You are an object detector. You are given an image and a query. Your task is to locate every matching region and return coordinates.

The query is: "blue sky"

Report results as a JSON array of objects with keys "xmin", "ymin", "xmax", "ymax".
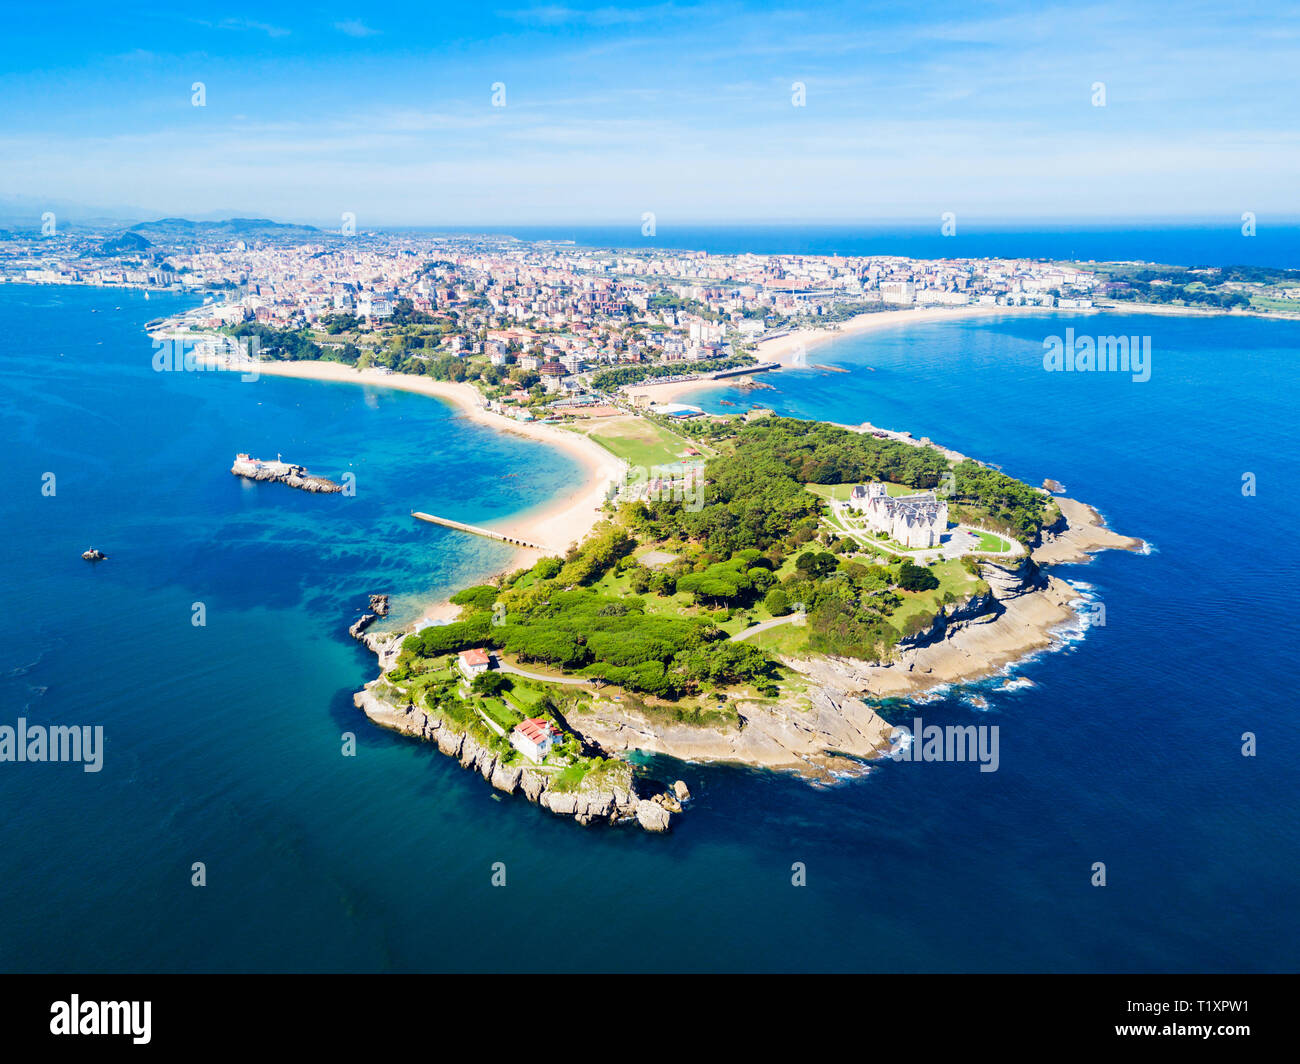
[{"xmin": 2, "ymin": 2, "xmax": 1298, "ymax": 225}]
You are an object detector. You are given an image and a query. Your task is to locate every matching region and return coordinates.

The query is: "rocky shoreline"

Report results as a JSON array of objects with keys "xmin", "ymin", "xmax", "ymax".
[
  {"xmin": 1032, "ymin": 495, "xmax": 1145, "ymax": 564},
  {"xmin": 352, "ymin": 677, "xmax": 682, "ymax": 832},
  {"xmin": 568, "ymin": 678, "xmax": 895, "ymax": 779},
  {"xmin": 348, "ymin": 594, "xmax": 390, "ymax": 639},
  {"xmin": 347, "ymin": 492, "xmax": 1140, "ymax": 818},
  {"xmin": 804, "ymin": 498, "xmax": 1143, "ymax": 699}
]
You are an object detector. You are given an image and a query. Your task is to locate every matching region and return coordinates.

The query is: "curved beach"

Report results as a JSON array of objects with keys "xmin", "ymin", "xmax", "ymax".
[
  {"xmin": 625, "ymin": 304, "xmax": 1051, "ymax": 405},
  {"xmin": 209, "ymin": 357, "xmax": 626, "ymax": 559}
]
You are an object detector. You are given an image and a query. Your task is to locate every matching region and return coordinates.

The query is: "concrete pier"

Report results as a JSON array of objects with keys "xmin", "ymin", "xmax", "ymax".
[{"xmin": 411, "ymin": 512, "xmax": 552, "ymax": 552}]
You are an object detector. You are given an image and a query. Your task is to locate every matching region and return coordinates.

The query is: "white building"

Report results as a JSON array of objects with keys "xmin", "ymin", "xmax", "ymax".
[
  {"xmin": 510, "ymin": 717, "xmax": 560, "ymax": 762},
  {"xmin": 880, "ymin": 281, "xmax": 916, "ymax": 305},
  {"xmin": 849, "ymin": 482, "xmax": 947, "ymax": 548},
  {"xmin": 457, "ymin": 647, "xmax": 491, "ymax": 682}
]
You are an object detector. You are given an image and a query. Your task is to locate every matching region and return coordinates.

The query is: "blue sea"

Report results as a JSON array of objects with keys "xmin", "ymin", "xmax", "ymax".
[
  {"xmin": 421, "ymin": 221, "xmax": 1300, "ymax": 268},
  {"xmin": 1, "ymin": 284, "xmax": 1297, "ymax": 972}
]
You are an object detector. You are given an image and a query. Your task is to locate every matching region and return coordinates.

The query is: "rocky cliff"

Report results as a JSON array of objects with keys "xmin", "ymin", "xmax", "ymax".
[
  {"xmin": 1033, "ymin": 495, "xmax": 1144, "ymax": 565},
  {"xmin": 897, "ymin": 554, "xmax": 1042, "ymax": 651},
  {"xmin": 814, "ymin": 548, "xmax": 1081, "ymax": 699},
  {"xmin": 353, "ymin": 684, "xmax": 679, "ymax": 832},
  {"xmin": 566, "ymin": 684, "xmax": 894, "ymax": 780}
]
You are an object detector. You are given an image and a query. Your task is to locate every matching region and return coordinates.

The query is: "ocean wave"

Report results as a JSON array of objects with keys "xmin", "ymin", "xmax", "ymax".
[
  {"xmin": 808, "ymin": 763, "xmax": 874, "ymax": 789},
  {"xmin": 908, "ymin": 682, "xmax": 954, "ymax": 704}
]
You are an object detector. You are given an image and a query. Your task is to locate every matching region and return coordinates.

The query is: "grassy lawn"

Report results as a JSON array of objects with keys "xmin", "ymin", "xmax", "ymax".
[
  {"xmin": 504, "ymin": 680, "xmax": 549, "ymax": 713},
  {"xmin": 771, "ymin": 553, "xmax": 803, "ymax": 579},
  {"xmin": 549, "ymin": 763, "xmax": 590, "ymax": 792},
  {"xmin": 970, "ymin": 529, "xmax": 1012, "ymax": 552},
  {"xmin": 714, "ymin": 608, "xmax": 767, "ymax": 635},
  {"xmin": 588, "ymin": 563, "xmax": 698, "ymax": 615},
  {"xmin": 807, "ymin": 482, "xmax": 857, "ymax": 501},
  {"xmin": 886, "ymin": 559, "xmax": 982, "ymax": 633},
  {"xmin": 568, "ymin": 415, "xmax": 698, "ymax": 469},
  {"xmin": 397, "ymin": 661, "xmax": 456, "ymax": 703},
  {"xmin": 743, "ymin": 620, "xmax": 809, "ymax": 657},
  {"xmin": 480, "ymin": 697, "xmax": 522, "ymax": 732},
  {"xmin": 807, "ymin": 481, "xmax": 914, "ymax": 502},
  {"xmin": 1249, "ymin": 297, "xmax": 1300, "ymax": 315}
]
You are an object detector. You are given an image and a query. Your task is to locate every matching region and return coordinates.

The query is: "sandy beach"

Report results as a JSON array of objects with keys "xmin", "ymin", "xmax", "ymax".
[{"xmin": 624, "ymin": 304, "xmax": 1053, "ymax": 405}]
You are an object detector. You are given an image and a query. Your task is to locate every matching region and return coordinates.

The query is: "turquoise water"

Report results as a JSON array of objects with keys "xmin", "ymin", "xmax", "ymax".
[{"xmin": 2, "ymin": 288, "xmax": 1297, "ymax": 972}]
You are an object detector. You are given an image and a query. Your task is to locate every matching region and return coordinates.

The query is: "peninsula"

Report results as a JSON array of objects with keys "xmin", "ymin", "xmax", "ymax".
[
  {"xmin": 114, "ymin": 227, "xmax": 1156, "ymax": 831},
  {"xmin": 348, "ymin": 409, "xmax": 1139, "ymax": 834}
]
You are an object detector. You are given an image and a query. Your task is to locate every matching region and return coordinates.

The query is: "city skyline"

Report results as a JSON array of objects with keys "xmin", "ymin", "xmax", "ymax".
[{"xmin": 6, "ymin": 1, "xmax": 1300, "ymax": 225}]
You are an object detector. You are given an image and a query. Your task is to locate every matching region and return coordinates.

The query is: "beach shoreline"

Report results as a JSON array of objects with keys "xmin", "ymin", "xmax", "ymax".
[
  {"xmin": 196, "ymin": 356, "xmax": 626, "ymax": 625},
  {"xmin": 622, "ymin": 298, "xmax": 1300, "ymax": 409},
  {"xmin": 624, "ymin": 304, "xmax": 1056, "ymax": 405},
  {"xmin": 196, "ymin": 335, "xmax": 1141, "ymax": 726}
]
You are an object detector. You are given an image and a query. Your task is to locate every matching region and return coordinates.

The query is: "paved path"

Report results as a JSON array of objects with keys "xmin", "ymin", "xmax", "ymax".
[
  {"xmin": 823, "ymin": 504, "xmax": 1023, "ymax": 563},
  {"xmin": 730, "ymin": 612, "xmax": 805, "ymax": 642},
  {"xmin": 493, "ymin": 657, "xmax": 593, "ymax": 687},
  {"xmin": 475, "ymin": 708, "xmax": 506, "ymax": 737}
]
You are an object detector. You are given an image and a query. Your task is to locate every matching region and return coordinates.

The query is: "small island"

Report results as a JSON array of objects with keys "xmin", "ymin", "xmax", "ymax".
[{"xmin": 231, "ymin": 453, "xmax": 341, "ymax": 494}]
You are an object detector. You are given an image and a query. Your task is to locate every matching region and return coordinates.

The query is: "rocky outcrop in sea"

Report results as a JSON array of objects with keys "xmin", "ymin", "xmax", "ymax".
[
  {"xmin": 349, "ymin": 594, "xmax": 392, "ymax": 639},
  {"xmin": 231, "ymin": 456, "xmax": 341, "ymax": 493}
]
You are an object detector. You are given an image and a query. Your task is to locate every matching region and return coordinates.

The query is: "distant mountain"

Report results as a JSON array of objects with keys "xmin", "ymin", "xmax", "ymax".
[
  {"xmin": 0, "ymin": 195, "xmax": 151, "ymax": 229},
  {"xmin": 128, "ymin": 217, "xmax": 321, "ymax": 241},
  {"xmin": 98, "ymin": 231, "xmax": 153, "ymax": 255}
]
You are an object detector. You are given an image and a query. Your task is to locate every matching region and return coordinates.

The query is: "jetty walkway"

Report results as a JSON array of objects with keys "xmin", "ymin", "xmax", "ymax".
[{"xmin": 411, "ymin": 511, "xmax": 552, "ymax": 552}]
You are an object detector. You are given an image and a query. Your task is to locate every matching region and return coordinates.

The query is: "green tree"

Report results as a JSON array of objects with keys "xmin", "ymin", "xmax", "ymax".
[
  {"xmin": 795, "ymin": 551, "xmax": 838, "ymax": 579},
  {"xmin": 764, "ymin": 588, "xmax": 791, "ymax": 616},
  {"xmin": 471, "ymin": 671, "xmax": 511, "ymax": 696},
  {"xmin": 897, "ymin": 561, "xmax": 939, "ymax": 592}
]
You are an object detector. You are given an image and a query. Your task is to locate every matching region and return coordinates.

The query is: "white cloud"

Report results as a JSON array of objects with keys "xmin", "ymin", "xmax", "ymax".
[
  {"xmin": 209, "ymin": 17, "xmax": 291, "ymax": 38},
  {"xmin": 334, "ymin": 19, "xmax": 381, "ymax": 38}
]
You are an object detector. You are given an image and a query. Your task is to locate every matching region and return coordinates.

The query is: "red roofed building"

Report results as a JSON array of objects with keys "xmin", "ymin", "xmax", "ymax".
[
  {"xmin": 510, "ymin": 717, "xmax": 561, "ymax": 762},
  {"xmin": 457, "ymin": 647, "xmax": 491, "ymax": 681}
]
